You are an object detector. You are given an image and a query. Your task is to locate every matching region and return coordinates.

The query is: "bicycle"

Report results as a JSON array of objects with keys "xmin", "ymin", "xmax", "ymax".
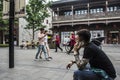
[{"xmin": 64, "ymin": 41, "xmax": 71, "ymax": 53}]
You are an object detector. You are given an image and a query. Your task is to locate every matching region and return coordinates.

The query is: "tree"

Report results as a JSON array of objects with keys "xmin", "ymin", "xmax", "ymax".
[
  {"xmin": 0, "ymin": 0, "xmax": 9, "ymax": 30},
  {"xmin": 0, "ymin": 0, "xmax": 9, "ymax": 44},
  {"xmin": 25, "ymin": 0, "xmax": 50, "ymax": 40}
]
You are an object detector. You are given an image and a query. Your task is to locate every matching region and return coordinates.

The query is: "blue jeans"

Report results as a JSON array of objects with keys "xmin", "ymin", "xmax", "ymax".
[
  {"xmin": 73, "ymin": 69, "xmax": 114, "ymax": 80},
  {"xmin": 35, "ymin": 45, "xmax": 48, "ymax": 59}
]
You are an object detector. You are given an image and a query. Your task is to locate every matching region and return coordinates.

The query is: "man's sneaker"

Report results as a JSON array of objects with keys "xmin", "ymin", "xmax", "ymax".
[
  {"xmin": 45, "ymin": 58, "xmax": 50, "ymax": 61},
  {"xmin": 67, "ymin": 52, "xmax": 70, "ymax": 55},
  {"xmin": 48, "ymin": 57, "xmax": 53, "ymax": 59},
  {"xmin": 39, "ymin": 56, "xmax": 42, "ymax": 59},
  {"xmin": 34, "ymin": 58, "xmax": 38, "ymax": 61}
]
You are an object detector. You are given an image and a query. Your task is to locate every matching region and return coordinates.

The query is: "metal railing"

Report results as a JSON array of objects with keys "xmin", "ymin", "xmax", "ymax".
[{"xmin": 53, "ymin": 10, "xmax": 120, "ymax": 22}]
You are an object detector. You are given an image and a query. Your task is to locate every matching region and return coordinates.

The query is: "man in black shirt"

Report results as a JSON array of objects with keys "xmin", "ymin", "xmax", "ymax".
[{"xmin": 66, "ymin": 29, "xmax": 116, "ymax": 80}]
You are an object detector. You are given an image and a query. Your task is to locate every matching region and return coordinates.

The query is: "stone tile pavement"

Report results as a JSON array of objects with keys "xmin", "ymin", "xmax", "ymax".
[{"xmin": 0, "ymin": 46, "xmax": 120, "ymax": 80}]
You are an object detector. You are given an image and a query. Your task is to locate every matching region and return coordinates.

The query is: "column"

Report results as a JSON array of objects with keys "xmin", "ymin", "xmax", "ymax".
[
  {"xmin": 57, "ymin": 8, "xmax": 59, "ymax": 30},
  {"xmin": 57, "ymin": 7, "xmax": 59, "ymax": 20},
  {"xmin": 87, "ymin": 3, "xmax": 90, "ymax": 25},
  {"xmin": 106, "ymin": 1, "xmax": 108, "ymax": 24},
  {"xmin": 105, "ymin": 1, "xmax": 108, "ymax": 13},
  {"xmin": 71, "ymin": 5, "xmax": 74, "ymax": 27}
]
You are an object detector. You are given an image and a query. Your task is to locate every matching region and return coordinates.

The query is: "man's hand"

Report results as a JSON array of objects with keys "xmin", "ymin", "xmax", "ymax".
[
  {"xmin": 45, "ymin": 32, "xmax": 48, "ymax": 35},
  {"xmin": 73, "ymin": 42, "xmax": 81, "ymax": 55},
  {"xmin": 66, "ymin": 61, "xmax": 74, "ymax": 69},
  {"xmin": 66, "ymin": 62, "xmax": 72, "ymax": 69},
  {"xmin": 74, "ymin": 42, "xmax": 81, "ymax": 50}
]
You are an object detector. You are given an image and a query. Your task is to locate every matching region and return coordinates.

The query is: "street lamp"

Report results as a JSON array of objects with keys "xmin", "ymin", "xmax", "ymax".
[{"xmin": 9, "ymin": 0, "xmax": 15, "ymax": 68}]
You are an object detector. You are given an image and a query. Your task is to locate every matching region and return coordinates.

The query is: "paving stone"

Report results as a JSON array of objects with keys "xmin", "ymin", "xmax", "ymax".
[{"xmin": 0, "ymin": 46, "xmax": 120, "ymax": 80}]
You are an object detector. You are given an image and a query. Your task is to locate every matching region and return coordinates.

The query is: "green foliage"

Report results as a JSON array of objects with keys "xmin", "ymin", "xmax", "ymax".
[
  {"xmin": 25, "ymin": 0, "xmax": 51, "ymax": 31},
  {"xmin": 0, "ymin": 0, "xmax": 9, "ymax": 31},
  {"xmin": 25, "ymin": 0, "xmax": 51, "ymax": 40},
  {"xmin": 0, "ymin": 44, "xmax": 9, "ymax": 47},
  {"xmin": 0, "ymin": 0, "xmax": 18, "ymax": 32}
]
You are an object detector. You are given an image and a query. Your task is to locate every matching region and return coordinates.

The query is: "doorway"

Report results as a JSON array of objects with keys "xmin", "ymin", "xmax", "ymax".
[{"xmin": 108, "ymin": 31, "xmax": 119, "ymax": 44}]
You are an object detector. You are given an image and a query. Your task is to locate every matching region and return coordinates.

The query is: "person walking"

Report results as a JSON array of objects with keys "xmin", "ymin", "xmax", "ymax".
[
  {"xmin": 39, "ymin": 30, "xmax": 52, "ymax": 59},
  {"xmin": 35, "ymin": 28, "xmax": 49, "ymax": 61},
  {"xmin": 66, "ymin": 29, "xmax": 116, "ymax": 80},
  {"xmin": 54, "ymin": 33, "xmax": 63, "ymax": 52},
  {"xmin": 67, "ymin": 32, "xmax": 76, "ymax": 54}
]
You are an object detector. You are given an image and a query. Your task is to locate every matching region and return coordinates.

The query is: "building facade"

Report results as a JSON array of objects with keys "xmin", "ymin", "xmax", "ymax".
[
  {"xmin": 0, "ymin": 0, "xmax": 52, "ymax": 45},
  {"xmin": 0, "ymin": 0, "xmax": 26, "ymax": 45},
  {"xmin": 51, "ymin": 0, "xmax": 120, "ymax": 44}
]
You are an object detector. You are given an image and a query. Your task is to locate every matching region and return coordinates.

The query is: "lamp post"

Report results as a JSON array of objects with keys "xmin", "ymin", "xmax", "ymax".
[{"xmin": 9, "ymin": 0, "xmax": 15, "ymax": 68}]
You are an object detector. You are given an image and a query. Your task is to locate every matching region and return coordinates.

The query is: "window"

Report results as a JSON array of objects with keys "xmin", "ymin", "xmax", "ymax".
[
  {"xmin": 96, "ymin": 8, "xmax": 103, "ymax": 13},
  {"xmin": 107, "ymin": 7, "xmax": 109, "ymax": 12},
  {"xmin": 100, "ymin": 8, "xmax": 103, "ymax": 12},
  {"xmin": 75, "ymin": 10, "xmax": 87, "ymax": 15},
  {"xmin": 109, "ymin": 7, "xmax": 114, "ymax": 11},
  {"xmin": 70, "ymin": 11, "xmax": 72, "ymax": 15},
  {"xmin": 93, "ymin": 9, "xmax": 96, "ymax": 13},
  {"xmin": 64, "ymin": 12, "xmax": 66, "ymax": 15},
  {"xmin": 97, "ymin": 8, "xmax": 100, "ymax": 13},
  {"xmin": 78, "ymin": 11, "xmax": 80, "ymax": 15},
  {"xmin": 75, "ymin": 10, "xmax": 81, "ymax": 15},
  {"xmin": 64, "ymin": 11, "xmax": 72, "ymax": 16},
  {"xmin": 81, "ymin": 10, "xmax": 84, "ymax": 14},
  {"xmin": 114, "ymin": 6, "xmax": 117, "ymax": 11},
  {"xmin": 90, "ymin": 9, "xmax": 97, "ymax": 14},
  {"xmin": 90, "ymin": 9, "xmax": 93, "ymax": 14},
  {"xmin": 84, "ymin": 10, "xmax": 87, "ymax": 14},
  {"xmin": 107, "ymin": 6, "xmax": 119, "ymax": 12},
  {"xmin": 75, "ymin": 11, "xmax": 77, "ymax": 15}
]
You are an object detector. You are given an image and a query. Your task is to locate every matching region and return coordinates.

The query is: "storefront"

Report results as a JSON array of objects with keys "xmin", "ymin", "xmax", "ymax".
[
  {"xmin": 90, "ymin": 30, "xmax": 104, "ymax": 39},
  {"xmin": 107, "ymin": 31, "xmax": 119, "ymax": 44},
  {"xmin": 61, "ymin": 32, "xmax": 72, "ymax": 45}
]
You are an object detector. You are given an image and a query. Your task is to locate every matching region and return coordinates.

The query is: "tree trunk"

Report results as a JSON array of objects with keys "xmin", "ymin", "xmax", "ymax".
[
  {"xmin": 3, "ymin": 31, "xmax": 5, "ymax": 44},
  {"xmin": 0, "ymin": 31, "xmax": 3, "ymax": 44},
  {"xmin": 32, "ymin": 25, "xmax": 35, "ymax": 41}
]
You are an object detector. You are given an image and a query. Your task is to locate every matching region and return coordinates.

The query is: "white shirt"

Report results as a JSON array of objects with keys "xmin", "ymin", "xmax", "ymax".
[
  {"xmin": 44, "ymin": 35, "xmax": 48, "ymax": 43},
  {"xmin": 38, "ymin": 33, "xmax": 45, "ymax": 45},
  {"xmin": 64, "ymin": 37, "xmax": 70, "ymax": 44}
]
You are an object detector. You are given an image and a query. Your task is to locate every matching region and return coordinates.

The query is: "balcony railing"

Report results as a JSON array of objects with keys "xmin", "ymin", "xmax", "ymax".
[{"xmin": 53, "ymin": 10, "xmax": 120, "ymax": 22}]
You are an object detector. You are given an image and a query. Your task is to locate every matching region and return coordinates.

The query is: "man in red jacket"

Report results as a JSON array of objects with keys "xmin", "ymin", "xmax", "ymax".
[
  {"xmin": 55, "ymin": 33, "xmax": 63, "ymax": 52},
  {"xmin": 67, "ymin": 32, "xmax": 76, "ymax": 54}
]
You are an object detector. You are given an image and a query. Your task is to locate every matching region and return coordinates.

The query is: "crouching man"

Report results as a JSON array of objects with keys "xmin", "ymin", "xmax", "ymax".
[{"xmin": 66, "ymin": 29, "xmax": 116, "ymax": 80}]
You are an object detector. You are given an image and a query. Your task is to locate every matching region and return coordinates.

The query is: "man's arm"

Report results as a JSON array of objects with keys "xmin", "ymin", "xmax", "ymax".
[
  {"xmin": 66, "ymin": 42, "xmax": 89, "ymax": 70},
  {"xmin": 74, "ymin": 54, "xmax": 89, "ymax": 70},
  {"xmin": 66, "ymin": 56, "xmax": 89, "ymax": 70},
  {"xmin": 38, "ymin": 33, "xmax": 47, "ymax": 40}
]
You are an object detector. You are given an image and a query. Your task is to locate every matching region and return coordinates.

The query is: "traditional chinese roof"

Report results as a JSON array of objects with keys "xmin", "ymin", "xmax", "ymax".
[
  {"xmin": 52, "ymin": 0, "xmax": 82, "ymax": 4},
  {"xmin": 51, "ymin": 0, "xmax": 118, "ymax": 7},
  {"xmin": 52, "ymin": 0, "xmax": 88, "ymax": 6}
]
